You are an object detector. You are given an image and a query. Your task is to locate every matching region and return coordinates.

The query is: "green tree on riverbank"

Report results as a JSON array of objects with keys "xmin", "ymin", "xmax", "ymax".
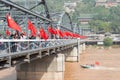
[{"xmin": 104, "ymin": 37, "xmax": 113, "ymax": 47}]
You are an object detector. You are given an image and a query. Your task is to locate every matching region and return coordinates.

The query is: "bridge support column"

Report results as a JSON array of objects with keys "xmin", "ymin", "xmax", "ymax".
[
  {"xmin": 79, "ymin": 44, "xmax": 82, "ymax": 54},
  {"xmin": 16, "ymin": 54, "xmax": 65, "ymax": 80},
  {"xmin": 82, "ymin": 43, "xmax": 86, "ymax": 51},
  {"xmin": 65, "ymin": 47, "xmax": 79, "ymax": 62}
]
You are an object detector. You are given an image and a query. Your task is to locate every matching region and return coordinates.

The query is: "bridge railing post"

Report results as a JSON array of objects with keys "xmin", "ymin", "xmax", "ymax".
[
  {"xmin": 77, "ymin": 38, "xmax": 80, "ymax": 62},
  {"xmin": 8, "ymin": 42, "xmax": 11, "ymax": 67}
]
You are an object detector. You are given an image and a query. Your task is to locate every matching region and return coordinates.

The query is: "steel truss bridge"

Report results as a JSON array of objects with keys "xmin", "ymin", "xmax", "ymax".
[
  {"xmin": 0, "ymin": 39, "xmax": 84, "ymax": 68},
  {"xmin": 0, "ymin": 0, "xmax": 76, "ymax": 34},
  {"xmin": 0, "ymin": 0, "xmax": 82, "ymax": 69},
  {"xmin": 1, "ymin": 0, "xmax": 120, "ymax": 70}
]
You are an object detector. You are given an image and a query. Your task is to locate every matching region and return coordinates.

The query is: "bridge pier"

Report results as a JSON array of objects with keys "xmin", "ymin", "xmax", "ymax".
[
  {"xmin": 79, "ymin": 45, "xmax": 82, "ymax": 54},
  {"xmin": 82, "ymin": 43, "xmax": 86, "ymax": 51},
  {"xmin": 16, "ymin": 54, "xmax": 65, "ymax": 80},
  {"xmin": 65, "ymin": 46, "xmax": 79, "ymax": 62},
  {"xmin": 65, "ymin": 43, "xmax": 86, "ymax": 62},
  {"xmin": 79, "ymin": 43, "xmax": 86, "ymax": 54}
]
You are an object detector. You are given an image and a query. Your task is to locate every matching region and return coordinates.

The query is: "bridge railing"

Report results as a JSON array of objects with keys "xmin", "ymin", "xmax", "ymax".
[{"xmin": 0, "ymin": 39, "xmax": 78, "ymax": 57}]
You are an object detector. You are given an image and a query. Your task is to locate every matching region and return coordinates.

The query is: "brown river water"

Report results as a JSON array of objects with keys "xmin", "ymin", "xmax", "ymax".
[
  {"xmin": 1, "ymin": 46, "xmax": 120, "ymax": 80},
  {"xmin": 64, "ymin": 46, "xmax": 120, "ymax": 80}
]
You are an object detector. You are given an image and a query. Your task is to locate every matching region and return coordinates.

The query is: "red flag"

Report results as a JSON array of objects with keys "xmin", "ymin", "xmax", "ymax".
[
  {"xmin": 6, "ymin": 29, "xmax": 10, "ymax": 36},
  {"xmin": 73, "ymin": 34, "xmax": 80, "ymax": 38},
  {"xmin": 72, "ymin": 33, "xmax": 87, "ymax": 39},
  {"xmin": 39, "ymin": 27, "xmax": 48, "ymax": 40},
  {"xmin": 28, "ymin": 19, "xmax": 37, "ymax": 37},
  {"xmin": 6, "ymin": 14, "xmax": 22, "ymax": 32},
  {"xmin": 76, "ymin": 34, "xmax": 87, "ymax": 39},
  {"xmin": 64, "ymin": 31, "xmax": 73, "ymax": 37},
  {"xmin": 79, "ymin": 35, "xmax": 87, "ymax": 39},
  {"xmin": 48, "ymin": 26, "xmax": 56, "ymax": 34},
  {"xmin": 56, "ymin": 29, "xmax": 64, "ymax": 38}
]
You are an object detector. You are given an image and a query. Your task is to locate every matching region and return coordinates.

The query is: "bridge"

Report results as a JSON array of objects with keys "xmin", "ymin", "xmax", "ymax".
[
  {"xmin": 0, "ymin": 39, "xmax": 85, "ymax": 67},
  {"xmin": 0, "ymin": 39, "xmax": 86, "ymax": 80},
  {"xmin": 0, "ymin": 0, "xmax": 87, "ymax": 80},
  {"xmin": 0, "ymin": 1, "xmax": 120, "ymax": 80}
]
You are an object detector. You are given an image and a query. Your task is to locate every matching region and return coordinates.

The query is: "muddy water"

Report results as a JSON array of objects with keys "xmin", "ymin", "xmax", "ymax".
[
  {"xmin": 64, "ymin": 46, "xmax": 120, "ymax": 80},
  {"xmin": 0, "ymin": 67, "xmax": 16, "ymax": 80},
  {"xmin": 1, "ymin": 46, "xmax": 120, "ymax": 80}
]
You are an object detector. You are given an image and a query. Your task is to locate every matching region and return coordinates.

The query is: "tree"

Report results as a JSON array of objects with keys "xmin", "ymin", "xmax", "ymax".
[
  {"xmin": 104, "ymin": 37, "xmax": 113, "ymax": 47},
  {"xmin": 89, "ymin": 20, "xmax": 110, "ymax": 33},
  {"xmin": 82, "ymin": 0, "xmax": 95, "ymax": 6},
  {"xmin": 93, "ymin": 6, "xmax": 110, "ymax": 21}
]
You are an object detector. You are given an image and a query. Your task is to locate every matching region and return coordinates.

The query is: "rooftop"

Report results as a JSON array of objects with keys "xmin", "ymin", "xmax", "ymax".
[
  {"xmin": 78, "ymin": 14, "xmax": 96, "ymax": 19},
  {"xmin": 96, "ymin": 0, "xmax": 107, "ymax": 2}
]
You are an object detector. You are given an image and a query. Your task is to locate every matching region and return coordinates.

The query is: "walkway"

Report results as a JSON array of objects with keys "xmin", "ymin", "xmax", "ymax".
[{"xmin": 64, "ymin": 46, "xmax": 120, "ymax": 80}]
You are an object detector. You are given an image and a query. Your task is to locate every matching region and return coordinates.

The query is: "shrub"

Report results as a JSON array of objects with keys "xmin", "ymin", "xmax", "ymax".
[{"xmin": 103, "ymin": 37, "xmax": 113, "ymax": 47}]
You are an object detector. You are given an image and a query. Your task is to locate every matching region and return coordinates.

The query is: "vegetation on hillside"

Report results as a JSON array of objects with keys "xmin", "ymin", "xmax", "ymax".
[{"xmin": 74, "ymin": 0, "xmax": 120, "ymax": 34}]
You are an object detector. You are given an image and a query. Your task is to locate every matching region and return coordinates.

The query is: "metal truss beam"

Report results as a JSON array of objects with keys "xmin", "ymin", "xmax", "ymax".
[
  {"xmin": 41, "ymin": 0, "xmax": 51, "ymax": 19},
  {"xmin": 57, "ymin": 12, "xmax": 73, "ymax": 31},
  {"xmin": 29, "ymin": 1, "xmax": 43, "ymax": 10},
  {"xmin": 0, "ymin": 0, "xmax": 52, "ymax": 22},
  {"xmin": 29, "ymin": 0, "xmax": 51, "ymax": 23}
]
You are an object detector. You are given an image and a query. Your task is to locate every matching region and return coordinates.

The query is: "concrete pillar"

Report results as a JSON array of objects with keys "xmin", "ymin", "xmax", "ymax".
[
  {"xmin": 65, "ymin": 47, "xmax": 79, "ymax": 62},
  {"xmin": 16, "ymin": 54, "xmax": 65, "ymax": 80},
  {"xmin": 79, "ymin": 44, "xmax": 82, "ymax": 54},
  {"xmin": 82, "ymin": 43, "xmax": 86, "ymax": 51}
]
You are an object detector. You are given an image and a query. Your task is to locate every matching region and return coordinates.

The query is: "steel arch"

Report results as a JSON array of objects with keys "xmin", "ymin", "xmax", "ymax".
[{"xmin": 57, "ymin": 12, "xmax": 73, "ymax": 31}]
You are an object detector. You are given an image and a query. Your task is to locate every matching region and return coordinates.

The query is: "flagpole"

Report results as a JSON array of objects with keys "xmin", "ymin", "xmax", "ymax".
[
  {"xmin": 9, "ymin": 6, "xmax": 13, "ymax": 35},
  {"xmin": 3, "ymin": 20, "xmax": 6, "ymax": 38},
  {"xmin": 35, "ymin": 17, "xmax": 38, "ymax": 37},
  {"xmin": 77, "ymin": 38, "xmax": 80, "ymax": 62},
  {"xmin": 25, "ymin": 13, "xmax": 28, "ymax": 39}
]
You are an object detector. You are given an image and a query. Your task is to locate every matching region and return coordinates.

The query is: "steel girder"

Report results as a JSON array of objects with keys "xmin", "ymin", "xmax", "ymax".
[
  {"xmin": 57, "ymin": 12, "xmax": 73, "ymax": 31},
  {"xmin": 0, "ymin": 0, "xmax": 52, "ymax": 22},
  {"xmin": 0, "ymin": 0, "xmax": 74, "ymax": 33}
]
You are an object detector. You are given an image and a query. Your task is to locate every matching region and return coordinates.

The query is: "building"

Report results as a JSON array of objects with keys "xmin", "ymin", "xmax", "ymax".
[
  {"xmin": 77, "ymin": 14, "xmax": 93, "ymax": 35},
  {"xmin": 77, "ymin": 14, "xmax": 97, "ymax": 35},
  {"xmin": 96, "ymin": 0, "xmax": 107, "ymax": 6},
  {"xmin": 77, "ymin": 14, "xmax": 93, "ymax": 24},
  {"xmin": 95, "ymin": 0, "xmax": 120, "ymax": 8},
  {"xmin": 64, "ymin": 2, "xmax": 77, "ymax": 13}
]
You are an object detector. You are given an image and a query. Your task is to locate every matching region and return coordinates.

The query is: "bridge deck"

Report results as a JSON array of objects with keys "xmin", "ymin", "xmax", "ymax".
[{"xmin": 0, "ymin": 39, "xmax": 79, "ymax": 68}]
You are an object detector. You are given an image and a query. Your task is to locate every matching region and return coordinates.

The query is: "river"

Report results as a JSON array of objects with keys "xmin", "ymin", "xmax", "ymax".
[{"xmin": 64, "ymin": 46, "xmax": 120, "ymax": 80}]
